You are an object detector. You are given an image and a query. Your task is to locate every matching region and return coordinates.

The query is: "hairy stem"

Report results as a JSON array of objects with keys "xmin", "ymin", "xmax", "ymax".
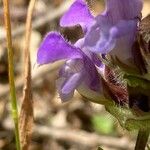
[
  {"xmin": 135, "ymin": 129, "xmax": 149, "ymax": 150},
  {"xmin": 2, "ymin": 0, "xmax": 20, "ymax": 150}
]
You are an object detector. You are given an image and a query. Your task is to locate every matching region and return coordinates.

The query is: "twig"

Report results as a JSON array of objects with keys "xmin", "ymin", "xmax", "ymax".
[
  {"xmin": 34, "ymin": 125, "xmax": 134, "ymax": 149},
  {"xmin": 0, "ymin": 6, "xmax": 45, "ymax": 20},
  {"xmin": 0, "ymin": 0, "xmax": 73, "ymax": 44},
  {"xmin": 0, "ymin": 7, "xmax": 27, "ymax": 20},
  {"xmin": 1, "ymin": 122, "xmax": 135, "ymax": 149},
  {"xmin": 2, "ymin": 0, "xmax": 20, "ymax": 150},
  {"xmin": 19, "ymin": 0, "xmax": 36, "ymax": 149}
]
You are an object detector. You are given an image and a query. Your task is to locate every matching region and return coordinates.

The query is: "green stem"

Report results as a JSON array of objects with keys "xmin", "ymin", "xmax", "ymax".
[
  {"xmin": 2, "ymin": 0, "xmax": 21, "ymax": 150},
  {"xmin": 135, "ymin": 129, "xmax": 150, "ymax": 150}
]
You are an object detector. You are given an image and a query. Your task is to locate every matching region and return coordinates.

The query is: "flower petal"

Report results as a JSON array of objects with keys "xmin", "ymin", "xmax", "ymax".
[
  {"xmin": 83, "ymin": 16, "xmax": 114, "ymax": 53},
  {"xmin": 104, "ymin": 0, "xmax": 143, "ymax": 23},
  {"xmin": 57, "ymin": 54, "xmax": 102, "ymax": 101},
  {"xmin": 60, "ymin": 0, "xmax": 94, "ymax": 31},
  {"xmin": 83, "ymin": 56, "xmax": 101, "ymax": 91},
  {"xmin": 84, "ymin": 17, "xmax": 137, "ymax": 56},
  {"xmin": 37, "ymin": 32, "xmax": 82, "ymax": 65},
  {"xmin": 109, "ymin": 20, "xmax": 137, "ymax": 60},
  {"xmin": 57, "ymin": 72, "xmax": 83, "ymax": 101}
]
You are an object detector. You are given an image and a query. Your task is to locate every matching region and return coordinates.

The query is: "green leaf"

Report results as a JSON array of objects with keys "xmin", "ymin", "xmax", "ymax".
[
  {"xmin": 125, "ymin": 118, "xmax": 150, "ymax": 131},
  {"xmin": 106, "ymin": 105, "xmax": 150, "ymax": 131},
  {"xmin": 124, "ymin": 74, "xmax": 150, "ymax": 89},
  {"xmin": 105, "ymin": 105, "xmax": 133, "ymax": 129}
]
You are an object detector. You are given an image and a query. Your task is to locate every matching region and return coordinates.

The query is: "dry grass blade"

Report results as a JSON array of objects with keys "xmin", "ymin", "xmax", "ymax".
[{"xmin": 19, "ymin": 0, "xmax": 36, "ymax": 149}]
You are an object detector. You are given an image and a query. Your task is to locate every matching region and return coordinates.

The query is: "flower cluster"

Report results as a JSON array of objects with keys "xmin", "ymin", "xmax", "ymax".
[
  {"xmin": 37, "ymin": 0, "xmax": 150, "ymax": 130},
  {"xmin": 37, "ymin": 32, "xmax": 103, "ymax": 102}
]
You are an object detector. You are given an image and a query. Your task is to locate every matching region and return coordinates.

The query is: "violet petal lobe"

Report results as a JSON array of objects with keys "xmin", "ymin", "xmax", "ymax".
[
  {"xmin": 74, "ymin": 39, "xmax": 102, "ymax": 91},
  {"xmin": 57, "ymin": 59, "xmax": 84, "ymax": 101},
  {"xmin": 104, "ymin": 0, "xmax": 143, "ymax": 23},
  {"xmin": 109, "ymin": 21, "xmax": 137, "ymax": 61},
  {"xmin": 58, "ymin": 72, "xmax": 83, "ymax": 101},
  {"xmin": 57, "ymin": 51, "xmax": 101, "ymax": 102},
  {"xmin": 84, "ymin": 17, "xmax": 137, "ymax": 55},
  {"xmin": 83, "ymin": 0, "xmax": 143, "ymax": 62},
  {"xmin": 60, "ymin": 0, "xmax": 94, "ymax": 32},
  {"xmin": 37, "ymin": 32, "xmax": 82, "ymax": 65},
  {"xmin": 83, "ymin": 55, "xmax": 101, "ymax": 91}
]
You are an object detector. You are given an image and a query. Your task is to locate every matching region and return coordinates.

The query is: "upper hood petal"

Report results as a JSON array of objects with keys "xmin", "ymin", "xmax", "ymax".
[
  {"xmin": 37, "ymin": 32, "xmax": 82, "ymax": 65},
  {"xmin": 60, "ymin": 0, "xmax": 94, "ymax": 32},
  {"xmin": 104, "ymin": 0, "xmax": 143, "ymax": 23}
]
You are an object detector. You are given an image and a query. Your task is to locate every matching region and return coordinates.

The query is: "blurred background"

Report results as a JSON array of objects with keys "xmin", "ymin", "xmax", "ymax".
[{"xmin": 0, "ymin": 0, "xmax": 150, "ymax": 150}]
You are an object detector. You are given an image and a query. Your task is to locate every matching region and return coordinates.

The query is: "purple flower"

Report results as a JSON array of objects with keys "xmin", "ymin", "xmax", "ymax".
[
  {"xmin": 60, "ymin": 0, "xmax": 94, "ymax": 32},
  {"xmin": 37, "ymin": 32, "xmax": 103, "ymax": 102},
  {"xmin": 36, "ymin": 0, "xmax": 150, "ymax": 132},
  {"xmin": 60, "ymin": 0, "xmax": 143, "ymax": 62}
]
